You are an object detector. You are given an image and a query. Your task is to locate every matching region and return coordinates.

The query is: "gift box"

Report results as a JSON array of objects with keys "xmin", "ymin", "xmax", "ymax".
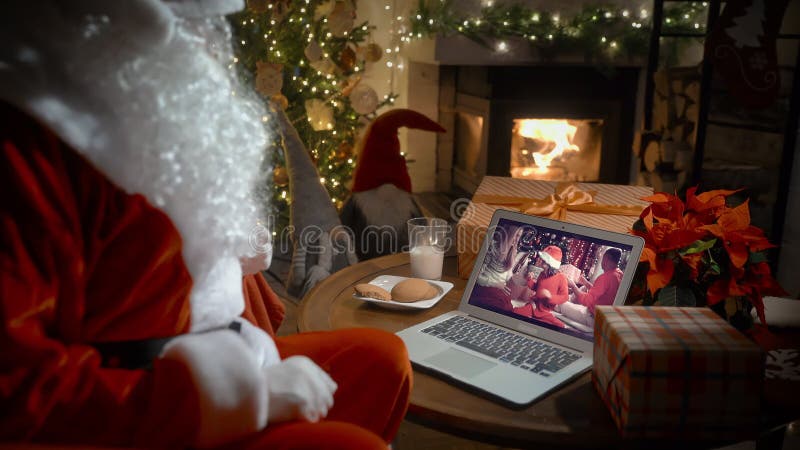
[
  {"xmin": 456, "ymin": 176, "xmax": 652, "ymax": 278},
  {"xmin": 593, "ymin": 306, "xmax": 764, "ymax": 440}
]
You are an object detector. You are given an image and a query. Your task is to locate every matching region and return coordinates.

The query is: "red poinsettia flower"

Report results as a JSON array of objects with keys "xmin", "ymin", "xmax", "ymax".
[
  {"xmin": 741, "ymin": 261, "xmax": 788, "ymax": 325},
  {"xmin": 634, "ymin": 208, "xmax": 706, "ymax": 295},
  {"xmin": 640, "ymin": 192, "xmax": 685, "ymax": 225},
  {"xmin": 684, "ymin": 186, "xmax": 739, "ymax": 228},
  {"xmin": 633, "ymin": 187, "xmax": 785, "ymax": 328},
  {"xmin": 685, "ymin": 186, "xmax": 739, "ymax": 214},
  {"xmin": 707, "ymin": 265, "xmax": 748, "ymax": 306},
  {"xmin": 701, "ymin": 200, "xmax": 775, "ymax": 268}
]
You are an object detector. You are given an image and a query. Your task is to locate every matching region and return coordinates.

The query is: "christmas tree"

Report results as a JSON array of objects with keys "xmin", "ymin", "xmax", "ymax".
[{"xmin": 229, "ymin": 0, "xmax": 396, "ymax": 229}]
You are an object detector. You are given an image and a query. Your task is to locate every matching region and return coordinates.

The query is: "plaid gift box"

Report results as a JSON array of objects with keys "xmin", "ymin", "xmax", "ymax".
[
  {"xmin": 455, "ymin": 176, "xmax": 652, "ymax": 278},
  {"xmin": 593, "ymin": 306, "xmax": 764, "ymax": 440}
]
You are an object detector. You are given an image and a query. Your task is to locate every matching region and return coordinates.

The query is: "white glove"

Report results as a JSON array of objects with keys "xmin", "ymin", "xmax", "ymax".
[{"xmin": 264, "ymin": 356, "xmax": 337, "ymax": 424}]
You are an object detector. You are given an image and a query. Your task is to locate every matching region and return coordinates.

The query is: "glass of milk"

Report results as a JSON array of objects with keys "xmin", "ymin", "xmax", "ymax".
[{"xmin": 407, "ymin": 217, "xmax": 450, "ymax": 280}]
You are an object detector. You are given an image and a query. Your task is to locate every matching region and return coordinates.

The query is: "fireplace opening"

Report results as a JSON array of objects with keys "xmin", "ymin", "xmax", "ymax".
[
  {"xmin": 444, "ymin": 66, "xmax": 640, "ymax": 193},
  {"xmin": 510, "ymin": 118, "xmax": 604, "ymax": 182}
]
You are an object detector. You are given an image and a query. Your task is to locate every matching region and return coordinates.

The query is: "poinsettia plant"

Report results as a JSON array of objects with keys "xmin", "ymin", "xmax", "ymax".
[{"xmin": 630, "ymin": 187, "xmax": 786, "ymax": 328}]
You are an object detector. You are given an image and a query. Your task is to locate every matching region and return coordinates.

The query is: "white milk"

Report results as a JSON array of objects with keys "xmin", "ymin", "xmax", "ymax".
[{"xmin": 410, "ymin": 245, "xmax": 445, "ymax": 280}]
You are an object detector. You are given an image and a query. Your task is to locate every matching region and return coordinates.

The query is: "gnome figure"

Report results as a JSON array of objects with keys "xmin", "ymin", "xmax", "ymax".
[
  {"xmin": 340, "ymin": 109, "xmax": 446, "ymax": 260},
  {"xmin": 276, "ymin": 107, "xmax": 357, "ymax": 298}
]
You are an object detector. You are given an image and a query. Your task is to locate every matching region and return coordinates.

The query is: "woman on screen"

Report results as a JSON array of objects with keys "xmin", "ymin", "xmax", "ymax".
[
  {"xmin": 515, "ymin": 245, "xmax": 569, "ymax": 328},
  {"xmin": 470, "ymin": 224, "xmax": 525, "ymax": 312}
]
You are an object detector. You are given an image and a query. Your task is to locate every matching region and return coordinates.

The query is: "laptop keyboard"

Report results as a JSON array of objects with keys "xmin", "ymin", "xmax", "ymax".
[{"xmin": 420, "ymin": 316, "xmax": 581, "ymax": 377}]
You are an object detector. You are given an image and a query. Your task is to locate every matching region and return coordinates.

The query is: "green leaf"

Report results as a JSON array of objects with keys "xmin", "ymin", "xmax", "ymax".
[
  {"xmin": 679, "ymin": 239, "xmax": 717, "ymax": 256},
  {"xmin": 655, "ymin": 284, "xmax": 697, "ymax": 307}
]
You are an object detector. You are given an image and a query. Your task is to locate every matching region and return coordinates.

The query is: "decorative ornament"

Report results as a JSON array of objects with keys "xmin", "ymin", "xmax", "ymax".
[
  {"xmin": 304, "ymin": 40, "xmax": 323, "ymax": 62},
  {"xmin": 364, "ymin": 43, "xmax": 383, "ymax": 63},
  {"xmin": 305, "ymin": 99, "xmax": 335, "ymax": 131},
  {"xmin": 339, "ymin": 45, "xmax": 357, "ymax": 72},
  {"xmin": 273, "ymin": 166, "xmax": 289, "ymax": 187},
  {"xmin": 327, "ymin": 1, "xmax": 355, "ymax": 37},
  {"xmin": 310, "ymin": 58, "xmax": 338, "ymax": 75},
  {"xmin": 706, "ymin": 0, "xmax": 789, "ymax": 108},
  {"xmin": 271, "ymin": 94, "xmax": 289, "ymax": 110},
  {"xmin": 348, "ymin": 83, "xmax": 379, "ymax": 115},
  {"xmin": 314, "ymin": 0, "xmax": 335, "ymax": 21},
  {"xmin": 337, "ymin": 142, "xmax": 354, "ymax": 159},
  {"xmin": 341, "ymin": 75, "xmax": 362, "ymax": 97},
  {"xmin": 271, "ymin": 0, "xmax": 291, "ymax": 23},
  {"xmin": 246, "ymin": 0, "xmax": 269, "ymax": 13},
  {"xmin": 255, "ymin": 61, "xmax": 283, "ymax": 97}
]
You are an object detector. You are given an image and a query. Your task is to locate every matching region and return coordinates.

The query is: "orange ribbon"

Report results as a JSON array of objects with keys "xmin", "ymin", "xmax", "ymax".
[{"xmin": 471, "ymin": 182, "xmax": 644, "ymax": 220}]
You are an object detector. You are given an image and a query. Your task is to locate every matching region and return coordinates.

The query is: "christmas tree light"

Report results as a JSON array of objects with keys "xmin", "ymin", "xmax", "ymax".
[{"xmin": 229, "ymin": 0, "xmax": 397, "ymax": 229}]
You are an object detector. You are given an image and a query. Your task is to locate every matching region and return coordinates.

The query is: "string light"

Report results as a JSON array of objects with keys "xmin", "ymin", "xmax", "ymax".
[{"xmin": 409, "ymin": 2, "xmax": 706, "ymax": 59}]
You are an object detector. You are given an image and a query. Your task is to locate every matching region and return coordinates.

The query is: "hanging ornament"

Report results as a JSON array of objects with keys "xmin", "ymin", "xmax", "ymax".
[
  {"xmin": 364, "ymin": 43, "xmax": 383, "ymax": 63},
  {"xmin": 327, "ymin": 1, "xmax": 355, "ymax": 37},
  {"xmin": 337, "ymin": 142, "xmax": 354, "ymax": 159},
  {"xmin": 255, "ymin": 61, "xmax": 283, "ymax": 97},
  {"xmin": 348, "ymin": 83, "xmax": 379, "ymax": 115},
  {"xmin": 305, "ymin": 98, "xmax": 335, "ymax": 131},
  {"xmin": 314, "ymin": 0, "xmax": 335, "ymax": 20},
  {"xmin": 304, "ymin": 40, "xmax": 323, "ymax": 62},
  {"xmin": 271, "ymin": 93, "xmax": 289, "ymax": 110},
  {"xmin": 273, "ymin": 166, "xmax": 289, "ymax": 187},
  {"xmin": 310, "ymin": 57, "xmax": 338, "ymax": 75},
  {"xmin": 246, "ymin": 0, "xmax": 269, "ymax": 13},
  {"xmin": 339, "ymin": 45, "xmax": 357, "ymax": 72},
  {"xmin": 271, "ymin": 0, "xmax": 291, "ymax": 23},
  {"xmin": 706, "ymin": 0, "xmax": 789, "ymax": 108},
  {"xmin": 341, "ymin": 75, "xmax": 362, "ymax": 97}
]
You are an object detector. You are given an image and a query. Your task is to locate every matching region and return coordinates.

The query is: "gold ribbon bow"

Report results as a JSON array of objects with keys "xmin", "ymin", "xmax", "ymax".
[{"xmin": 471, "ymin": 182, "xmax": 644, "ymax": 220}]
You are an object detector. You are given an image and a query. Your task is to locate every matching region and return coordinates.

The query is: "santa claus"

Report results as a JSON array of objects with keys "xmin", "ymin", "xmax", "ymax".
[{"xmin": 0, "ymin": 1, "xmax": 410, "ymax": 448}]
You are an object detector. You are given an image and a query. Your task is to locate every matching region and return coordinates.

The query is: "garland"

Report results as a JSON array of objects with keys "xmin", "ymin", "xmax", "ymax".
[{"xmin": 409, "ymin": 1, "xmax": 708, "ymax": 62}]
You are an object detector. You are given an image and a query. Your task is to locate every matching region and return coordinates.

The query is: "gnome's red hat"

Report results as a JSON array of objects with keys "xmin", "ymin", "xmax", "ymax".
[{"xmin": 351, "ymin": 108, "xmax": 445, "ymax": 193}]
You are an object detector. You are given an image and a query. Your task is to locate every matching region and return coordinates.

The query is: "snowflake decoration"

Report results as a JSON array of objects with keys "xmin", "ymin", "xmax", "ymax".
[{"xmin": 765, "ymin": 349, "xmax": 800, "ymax": 381}]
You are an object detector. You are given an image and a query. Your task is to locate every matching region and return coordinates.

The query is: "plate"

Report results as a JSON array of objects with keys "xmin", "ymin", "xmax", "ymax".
[{"xmin": 352, "ymin": 275, "xmax": 454, "ymax": 310}]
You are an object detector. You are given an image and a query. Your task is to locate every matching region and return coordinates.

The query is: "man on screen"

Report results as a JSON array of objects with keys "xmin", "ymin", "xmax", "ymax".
[{"xmin": 566, "ymin": 247, "xmax": 624, "ymax": 316}]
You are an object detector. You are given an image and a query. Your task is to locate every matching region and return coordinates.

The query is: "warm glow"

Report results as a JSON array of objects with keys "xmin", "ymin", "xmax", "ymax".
[{"xmin": 516, "ymin": 119, "xmax": 580, "ymax": 170}]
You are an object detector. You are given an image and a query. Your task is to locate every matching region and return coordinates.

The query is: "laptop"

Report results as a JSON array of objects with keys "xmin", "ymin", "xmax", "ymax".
[{"xmin": 397, "ymin": 209, "xmax": 644, "ymax": 407}]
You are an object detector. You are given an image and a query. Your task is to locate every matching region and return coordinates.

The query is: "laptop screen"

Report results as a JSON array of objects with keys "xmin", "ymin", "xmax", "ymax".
[{"xmin": 466, "ymin": 217, "xmax": 635, "ymax": 342}]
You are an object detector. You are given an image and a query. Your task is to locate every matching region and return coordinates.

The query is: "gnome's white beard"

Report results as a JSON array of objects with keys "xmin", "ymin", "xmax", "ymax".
[{"xmin": 0, "ymin": 1, "xmax": 272, "ymax": 330}]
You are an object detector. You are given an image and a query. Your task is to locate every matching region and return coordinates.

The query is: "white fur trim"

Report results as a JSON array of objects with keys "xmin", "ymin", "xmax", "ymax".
[
  {"xmin": 164, "ymin": 0, "xmax": 244, "ymax": 18},
  {"xmin": 538, "ymin": 250, "xmax": 561, "ymax": 269},
  {"xmin": 233, "ymin": 318, "xmax": 281, "ymax": 369},
  {"xmin": 160, "ymin": 330, "xmax": 268, "ymax": 448}
]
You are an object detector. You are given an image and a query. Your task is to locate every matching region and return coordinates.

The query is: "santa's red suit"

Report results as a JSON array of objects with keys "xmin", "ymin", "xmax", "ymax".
[{"xmin": 0, "ymin": 1, "xmax": 410, "ymax": 448}]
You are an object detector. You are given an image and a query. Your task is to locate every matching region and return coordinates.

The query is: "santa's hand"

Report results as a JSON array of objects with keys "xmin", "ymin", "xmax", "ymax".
[
  {"xmin": 539, "ymin": 288, "xmax": 552, "ymax": 300},
  {"xmin": 264, "ymin": 356, "xmax": 337, "ymax": 424}
]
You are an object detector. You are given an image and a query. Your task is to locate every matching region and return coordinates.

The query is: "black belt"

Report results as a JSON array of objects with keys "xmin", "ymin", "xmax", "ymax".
[{"xmin": 93, "ymin": 321, "xmax": 243, "ymax": 370}]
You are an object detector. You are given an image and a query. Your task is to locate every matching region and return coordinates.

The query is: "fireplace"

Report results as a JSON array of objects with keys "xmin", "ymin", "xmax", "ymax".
[
  {"xmin": 445, "ymin": 66, "xmax": 641, "ymax": 193},
  {"xmin": 509, "ymin": 118, "xmax": 604, "ymax": 182}
]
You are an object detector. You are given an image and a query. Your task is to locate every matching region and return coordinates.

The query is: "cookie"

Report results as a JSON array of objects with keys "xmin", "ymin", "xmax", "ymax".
[
  {"xmin": 354, "ymin": 283, "xmax": 391, "ymax": 301},
  {"xmin": 390, "ymin": 278, "xmax": 438, "ymax": 303}
]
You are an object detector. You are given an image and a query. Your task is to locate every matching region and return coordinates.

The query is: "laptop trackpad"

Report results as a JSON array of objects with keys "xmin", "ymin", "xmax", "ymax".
[{"xmin": 424, "ymin": 348, "xmax": 496, "ymax": 379}]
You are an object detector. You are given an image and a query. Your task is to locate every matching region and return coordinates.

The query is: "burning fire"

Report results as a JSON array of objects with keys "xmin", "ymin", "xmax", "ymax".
[{"xmin": 517, "ymin": 119, "xmax": 580, "ymax": 170}]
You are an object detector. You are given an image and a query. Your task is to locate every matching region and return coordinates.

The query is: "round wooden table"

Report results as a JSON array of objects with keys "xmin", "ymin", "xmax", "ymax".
[
  {"xmin": 299, "ymin": 253, "xmax": 625, "ymax": 448},
  {"xmin": 299, "ymin": 253, "xmax": 798, "ymax": 448}
]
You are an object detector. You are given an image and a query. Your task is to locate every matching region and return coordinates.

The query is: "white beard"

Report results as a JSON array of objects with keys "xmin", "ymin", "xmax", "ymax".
[{"xmin": 0, "ymin": 0, "xmax": 272, "ymax": 330}]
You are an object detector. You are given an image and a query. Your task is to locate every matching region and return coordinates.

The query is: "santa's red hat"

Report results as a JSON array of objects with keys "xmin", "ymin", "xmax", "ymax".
[
  {"xmin": 539, "ymin": 245, "xmax": 563, "ymax": 269},
  {"xmin": 351, "ymin": 109, "xmax": 445, "ymax": 193}
]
